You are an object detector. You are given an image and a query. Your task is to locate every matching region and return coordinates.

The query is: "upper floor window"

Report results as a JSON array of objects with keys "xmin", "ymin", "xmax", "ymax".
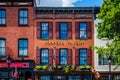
[
  {"xmin": 79, "ymin": 23, "xmax": 87, "ymax": 39},
  {"xmin": 18, "ymin": 39, "xmax": 28, "ymax": 57},
  {"xmin": 56, "ymin": 49, "xmax": 72, "ymax": 65},
  {"xmin": 19, "ymin": 9, "xmax": 28, "ymax": 26},
  {"xmin": 41, "ymin": 23, "xmax": 49, "ymax": 39},
  {"xmin": 37, "ymin": 22, "xmax": 53, "ymax": 39},
  {"xmin": 0, "ymin": 39, "xmax": 6, "ymax": 57},
  {"xmin": 56, "ymin": 22, "xmax": 72, "ymax": 39},
  {"xmin": 59, "ymin": 23, "xmax": 68, "ymax": 39},
  {"xmin": 36, "ymin": 48, "xmax": 53, "ymax": 65},
  {"xmin": 75, "ymin": 22, "xmax": 92, "ymax": 39},
  {"xmin": 79, "ymin": 49, "xmax": 87, "ymax": 65},
  {"xmin": 0, "ymin": 10, "xmax": 6, "ymax": 26},
  {"xmin": 60, "ymin": 49, "xmax": 68, "ymax": 65},
  {"xmin": 75, "ymin": 49, "xmax": 92, "ymax": 66},
  {"xmin": 41, "ymin": 49, "xmax": 49, "ymax": 65}
]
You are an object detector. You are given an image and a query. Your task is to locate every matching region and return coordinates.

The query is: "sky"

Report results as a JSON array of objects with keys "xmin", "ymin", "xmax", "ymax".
[{"xmin": 36, "ymin": 0, "xmax": 103, "ymax": 7}]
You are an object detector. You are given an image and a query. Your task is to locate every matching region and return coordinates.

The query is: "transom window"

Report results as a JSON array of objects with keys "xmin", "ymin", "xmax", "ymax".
[
  {"xmin": 19, "ymin": 9, "xmax": 28, "ymax": 26},
  {"xmin": 18, "ymin": 39, "xmax": 28, "ymax": 57},
  {"xmin": 60, "ymin": 49, "xmax": 68, "ymax": 65},
  {"xmin": 0, "ymin": 39, "xmax": 6, "ymax": 57},
  {"xmin": 60, "ymin": 23, "xmax": 68, "ymax": 39},
  {"xmin": 0, "ymin": 10, "xmax": 6, "ymax": 26},
  {"xmin": 79, "ymin": 49, "xmax": 87, "ymax": 65},
  {"xmin": 79, "ymin": 23, "xmax": 87, "ymax": 39},
  {"xmin": 41, "ymin": 49, "xmax": 49, "ymax": 65},
  {"xmin": 41, "ymin": 23, "xmax": 49, "ymax": 39}
]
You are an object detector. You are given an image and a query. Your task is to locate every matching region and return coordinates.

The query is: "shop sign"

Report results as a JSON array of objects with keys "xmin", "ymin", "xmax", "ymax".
[{"xmin": 0, "ymin": 62, "xmax": 29, "ymax": 68}]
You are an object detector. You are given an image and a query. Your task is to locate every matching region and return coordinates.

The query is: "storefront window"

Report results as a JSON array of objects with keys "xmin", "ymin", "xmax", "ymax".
[
  {"xmin": 68, "ymin": 76, "xmax": 81, "ymax": 80},
  {"xmin": 115, "ymin": 75, "xmax": 120, "ymax": 80},
  {"xmin": 40, "ymin": 76, "xmax": 50, "ymax": 80}
]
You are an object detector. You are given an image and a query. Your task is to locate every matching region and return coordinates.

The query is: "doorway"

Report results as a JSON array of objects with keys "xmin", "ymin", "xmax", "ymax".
[{"xmin": 25, "ymin": 71, "xmax": 32, "ymax": 80}]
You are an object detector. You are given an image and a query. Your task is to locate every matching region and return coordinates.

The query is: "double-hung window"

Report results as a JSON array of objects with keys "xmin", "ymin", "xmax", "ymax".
[
  {"xmin": 19, "ymin": 9, "xmax": 28, "ymax": 26},
  {"xmin": 41, "ymin": 23, "xmax": 49, "ymax": 39},
  {"xmin": 18, "ymin": 39, "xmax": 28, "ymax": 57},
  {"xmin": 79, "ymin": 49, "xmax": 87, "ymax": 65},
  {"xmin": 60, "ymin": 49, "xmax": 68, "ymax": 65},
  {"xmin": 40, "ymin": 49, "xmax": 49, "ymax": 65},
  {"xmin": 0, "ymin": 39, "xmax": 6, "ymax": 57},
  {"xmin": 79, "ymin": 23, "xmax": 87, "ymax": 39},
  {"xmin": 0, "ymin": 10, "xmax": 6, "ymax": 26},
  {"xmin": 60, "ymin": 23, "xmax": 68, "ymax": 39}
]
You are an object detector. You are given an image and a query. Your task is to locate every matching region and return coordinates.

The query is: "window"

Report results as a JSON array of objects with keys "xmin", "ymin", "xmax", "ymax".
[
  {"xmin": 59, "ymin": 23, "xmax": 68, "ymax": 39},
  {"xmin": 60, "ymin": 49, "xmax": 68, "ymax": 65},
  {"xmin": 41, "ymin": 23, "xmax": 49, "ymax": 39},
  {"xmin": 0, "ymin": 39, "xmax": 6, "ymax": 57},
  {"xmin": 18, "ymin": 39, "xmax": 28, "ymax": 57},
  {"xmin": 100, "ymin": 75, "xmax": 108, "ymax": 80},
  {"xmin": 99, "ymin": 54, "xmax": 108, "ymax": 65},
  {"xmin": 79, "ymin": 23, "xmax": 87, "ymax": 39},
  {"xmin": 0, "ymin": 10, "xmax": 6, "ymax": 26},
  {"xmin": 84, "ymin": 75, "xmax": 91, "ymax": 80},
  {"xmin": 75, "ymin": 49, "xmax": 92, "ymax": 66},
  {"xmin": 75, "ymin": 22, "xmax": 91, "ymax": 39},
  {"xmin": 37, "ymin": 22, "xmax": 53, "ymax": 39},
  {"xmin": 79, "ymin": 49, "xmax": 87, "ymax": 65},
  {"xmin": 114, "ymin": 75, "xmax": 120, "ymax": 80},
  {"xmin": 19, "ymin": 9, "xmax": 28, "ymax": 26},
  {"xmin": 68, "ymin": 76, "xmax": 81, "ymax": 80},
  {"xmin": 40, "ymin": 49, "xmax": 49, "ymax": 65},
  {"xmin": 40, "ymin": 76, "xmax": 50, "ymax": 80}
]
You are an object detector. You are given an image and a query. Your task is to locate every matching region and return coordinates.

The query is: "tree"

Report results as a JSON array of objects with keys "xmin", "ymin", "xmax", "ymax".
[{"xmin": 96, "ymin": 0, "xmax": 120, "ymax": 65}]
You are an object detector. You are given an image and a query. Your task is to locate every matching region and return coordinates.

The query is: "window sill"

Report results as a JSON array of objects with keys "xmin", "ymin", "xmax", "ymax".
[
  {"xmin": 0, "ymin": 25, "xmax": 6, "ymax": 27},
  {"xmin": 19, "ymin": 24, "xmax": 28, "ymax": 27}
]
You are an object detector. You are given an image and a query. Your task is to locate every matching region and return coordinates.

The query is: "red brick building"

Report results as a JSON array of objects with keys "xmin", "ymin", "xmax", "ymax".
[
  {"xmin": 34, "ymin": 7, "xmax": 99, "ymax": 80},
  {"xmin": 0, "ymin": 0, "xmax": 34, "ymax": 79}
]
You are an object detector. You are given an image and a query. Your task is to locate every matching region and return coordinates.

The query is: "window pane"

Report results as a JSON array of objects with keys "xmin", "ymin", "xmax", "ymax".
[
  {"xmin": 0, "ymin": 40, "xmax": 5, "ymax": 47},
  {"xmin": 20, "ymin": 10, "xmax": 23, "ymax": 17},
  {"xmin": 20, "ymin": 18, "xmax": 24, "ymax": 24},
  {"xmin": 41, "ymin": 23, "xmax": 48, "ymax": 30},
  {"xmin": 24, "ymin": 10, "xmax": 28, "ymax": 17},
  {"xmin": 80, "ymin": 49, "xmax": 87, "ymax": 65},
  {"xmin": 1, "ymin": 18, "xmax": 5, "ymax": 24},
  {"xmin": 80, "ymin": 23, "xmax": 86, "ymax": 30},
  {"xmin": 80, "ymin": 31, "xmax": 87, "ymax": 39},
  {"xmin": 41, "ymin": 49, "xmax": 49, "ymax": 65},
  {"xmin": 60, "ymin": 23, "xmax": 68, "ymax": 39},
  {"xmin": 19, "ymin": 39, "xmax": 28, "ymax": 56},
  {"xmin": 60, "ymin": 49, "xmax": 67, "ymax": 65},
  {"xmin": 23, "ymin": 18, "xmax": 28, "ymax": 25},
  {"xmin": 0, "ymin": 48, "xmax": 5, "ymax": 56}
]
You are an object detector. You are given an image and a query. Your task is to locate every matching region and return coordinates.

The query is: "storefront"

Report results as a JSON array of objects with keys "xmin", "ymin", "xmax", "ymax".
[{"xmin": 0, "ymin": 60, "xmax": 34, "ymax": 80}]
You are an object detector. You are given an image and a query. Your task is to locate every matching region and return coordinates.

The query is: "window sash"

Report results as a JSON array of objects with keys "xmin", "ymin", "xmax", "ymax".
[
  {"xmin": 60, "ymin": 23, "xmax": 68, "ymax": 39},
  {"xmin": 0, "ymin": 10, "xmax": 6, "ymax": 25},
  {"xmin": 60, "ymin": 49, "xmax": 68, "ymax": 65},
  {"xmin": 79, "ymin": 23, "xmax": 87, "ymax": 39},
  {"xmin": 40, "ymin": 49, "xmax": 49, "ymax": 65},
  {"xmin": 18, "ymin": 39, "xmax": 28, "ymax": 56},
  {"xmin": 0, "ymin": 39, "xmax": 6, "ymax": 56},
  {"xmin": 41, "ymin": 23, "xmax": 49, "ymax": 39},
  {"xmin": 19, "ymin": 10, "xmax": 28, "ymax": 25},
  {"xmin": 79, "ymin": 49, "xmax": 87, "ymax": 65}
]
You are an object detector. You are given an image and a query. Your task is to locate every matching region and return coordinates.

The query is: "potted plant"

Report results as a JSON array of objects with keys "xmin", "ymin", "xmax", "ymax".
[
  {"xmin": 42, "ymin": 66, "xmax": 48, "ymax": 70},
  {"xmin": 36, "ymin": 65, "xmax": 42, "ymax": 70},
  {"xmin": 79, "ymin": 66, "xmax": 86, "ymax": 70},
  {"xmin": 86, "ymin": 65, "xmax": 91, "ymax": 70},
  {"xmin": 65, "ymin": 66, "xmax": 70, "ymax": 73},
  {"xmin": 57, "ymin": 65, "xmax": 63, "ymax": 70}
]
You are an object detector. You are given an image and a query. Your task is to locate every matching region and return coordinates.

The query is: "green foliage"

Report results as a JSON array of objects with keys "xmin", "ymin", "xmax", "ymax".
[
  {"xmin": 71, "ymin": 66, "xmax": 75, "ymax": 71},
  {"xmin": 42, "ymin": 66, "xmax": 48, "ymax": 70},
  {"xmin": 86, "ymin": 66, "xmax": 91, "ymax": 70},
  {"xmin": 65, "ymin": 66, "xmax": 70, "ymax": 73},
  {"xmin": 96, "ymin": 0, "xmax": 120, "ymax": 66},
  {"xmin": 57, "ymin": 65, "xmax": 63, "ymax": 70},
  {"xmin": 79, "ymin": 66, "xmax": 86, "ymax": 70},
  {"xmin": 36, "ymin": 65, "xmax": 42, "ymax": 70}
]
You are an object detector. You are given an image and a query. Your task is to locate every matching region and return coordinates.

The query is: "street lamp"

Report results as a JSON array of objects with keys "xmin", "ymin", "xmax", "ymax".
[
  {"xmin": 6, "ymin": 55, "xmax": 11, "ymax": 79},
  {"xmin": 108, "ymin": 54, "xmax": 112, "ymax": 80}
]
